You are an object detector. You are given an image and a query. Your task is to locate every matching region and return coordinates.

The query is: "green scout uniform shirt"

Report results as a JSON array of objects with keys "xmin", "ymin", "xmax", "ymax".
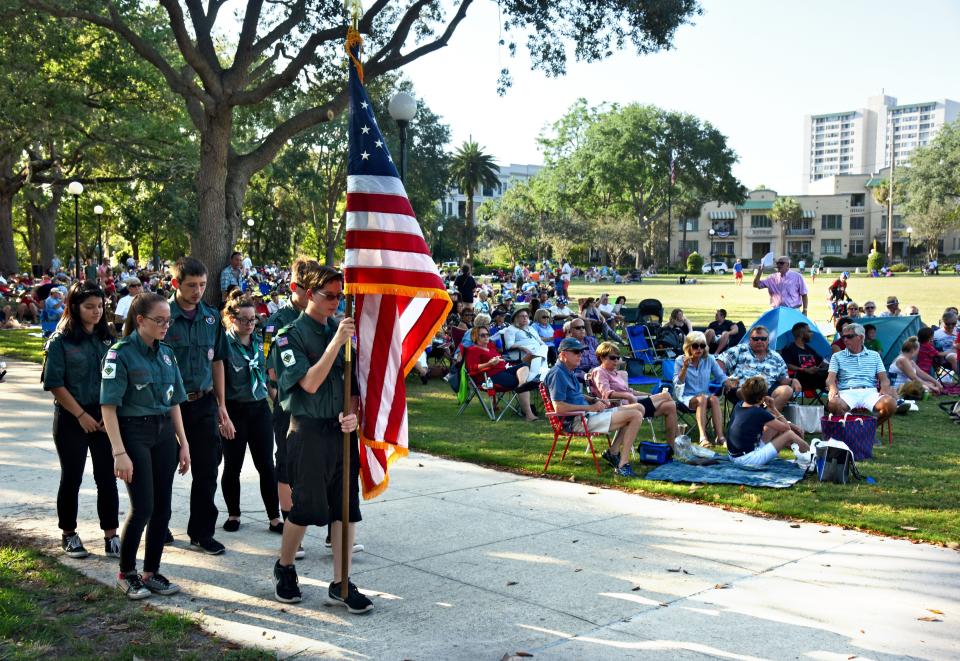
[
  {"xmin": 276, "ymin": 313, "xmax": 347, "ymax": 419},
  {"xmin": 265, "ymin": 305, "xmax": 302, "ymax": 388},
  {"xmin": 165, "ymin": 296, "xmax": 228, "ymax": 393},
  {"xmin": 224, "ymin": 330, "xmax": 268, "ymax": 402},
  {"xmin": 42, "ymin": 330, "xmax": 113, "ymax": 406},
  {"xmin": 99, "ymin": 330, "xmax": 188, "ymax": 416}
]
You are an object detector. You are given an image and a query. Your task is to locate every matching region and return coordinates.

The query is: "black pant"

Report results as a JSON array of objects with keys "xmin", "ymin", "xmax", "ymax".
[
  {"xmin": 221, "ymin": 399, "xmax": 279, "ymax": 520},
  {"xmin": 53, "ymin": 403, "xmax": 119, "ymax": 532},
  {"xmin": 118, "ymin": 415, "xmax": 178, "ymax": 574},
  {"xmin": 180, "ymin": 393, "xmax": 221, "ymax": 541},
  {"xmin": 272, "ymin": 397, "xmax": 291, "ymax": 486}
]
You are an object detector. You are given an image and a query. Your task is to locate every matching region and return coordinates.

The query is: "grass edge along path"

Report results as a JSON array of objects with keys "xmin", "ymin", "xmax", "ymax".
[
  {"xmin": 0, "ymin": 524, "xmax": 271, "ymax": 660},
  {"xmin": 0, "ymin": 328, "xmax": 44, "ymax": 363}
]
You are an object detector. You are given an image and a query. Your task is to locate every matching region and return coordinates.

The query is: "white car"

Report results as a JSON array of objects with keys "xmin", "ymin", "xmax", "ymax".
[{"xmin": 702, "ymin": 262, "xmax": 728, "ymax": 274}]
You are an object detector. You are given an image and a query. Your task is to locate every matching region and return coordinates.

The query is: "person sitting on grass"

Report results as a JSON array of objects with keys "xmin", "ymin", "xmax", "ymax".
[
  {"xmin": 888, "ymin": 336, "xmax": 942, "ymax": 396},
  {"xmin": 720, "ymin": 325, "xmax": 799, "ymax": 414},
  {"xmin": 826, "ymin": 322, "xmax": 900, "ymax": 422},
  {"xmin": 863, "ymin": 324, "xmax": 883, "ymax": 353},
  {"xmin": 916, "ymin": 326, "xmax": 955, "ymax": 378},
  {"xmin": 726, "ymin": 376, "xmax": 809, "ymax": 468},
  {"xmin": 705, "ymin": 308, "xmax": 736, "ymax": 354},
  {"xmin": 545, "ymin": 338, "xmax": 645, "ymax": 478},
  {"xmin": 674, "ymin": 332, "xmax": 726, "ymax": 448}
]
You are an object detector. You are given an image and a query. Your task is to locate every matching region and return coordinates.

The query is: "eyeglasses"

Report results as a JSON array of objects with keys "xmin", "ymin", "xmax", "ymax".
[
  {"xmin": 571, "ymin": 325, "xmax": 585, "ymax": 330},
  {"xmin": 236, "ymin": 317, "xmax": 257, "ymax": 326},
  {"xmin": 842, "ymin": 333, "xmax": 858, "ymax": 340},
  {"xmin": 128, "ymin": 284, "xmax": 141, "ymax": 289},
  {"xmin": 314, "ymin": 290, "xmax": 344, "ymax": 302},
  {"xmin": 690, "ymin": 343, "xmax": 707, "ymax": 349},
  {"xmin": 776, "ymin": 261, "xmax": 788, "ymax": 265},
  {"xmin": 750, "ymin": 336, "xmax": 768, "ymax": 342},
  {"xmin": 478, "ymin": 333, "xmax": 490, "ymax": 338},
  {"xmin": 605, "ymin": 354, "xmax": 621, "ymax": 361},
  {"xmin": 865, "ymin": 306, "xmax": 876, "ymax": 310},
  {"xmin": 145, "ymin": 316, "xmax": 172, "ymax": 328}
]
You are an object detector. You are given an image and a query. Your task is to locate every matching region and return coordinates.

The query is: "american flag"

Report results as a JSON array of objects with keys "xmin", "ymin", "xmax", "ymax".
[{"xmin": 343, "ymin": 30, "xmax": 451, "ymax": 499}]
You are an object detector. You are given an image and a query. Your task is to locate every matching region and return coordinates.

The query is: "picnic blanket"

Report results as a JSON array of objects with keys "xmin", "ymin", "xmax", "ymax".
[{"xmin": 645, "ymin": 457, "xmax": 806, "ymax": 488}]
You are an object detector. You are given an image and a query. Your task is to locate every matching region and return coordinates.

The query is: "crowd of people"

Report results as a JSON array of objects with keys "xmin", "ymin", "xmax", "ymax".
[{"xmin": 8, "ymin": 251, "xmax": 960, "ymax": 609}]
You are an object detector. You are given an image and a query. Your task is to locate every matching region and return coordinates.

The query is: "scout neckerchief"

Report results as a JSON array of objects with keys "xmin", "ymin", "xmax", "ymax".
[{"xmin": 231, "ymin": 331, "xmax": 265, "ymax": 398}]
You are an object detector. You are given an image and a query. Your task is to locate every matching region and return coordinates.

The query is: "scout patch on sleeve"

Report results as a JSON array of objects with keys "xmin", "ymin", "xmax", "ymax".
[
  {"xmin": 106, "ymin": 350, "xmax": 117, "ymax": 360},
  {"xmin": 276, "ymin": 336, "xmax": 288, "ymax": 347},
  {"xmin": 165, "ymin": 385, "xmax": 174, "ymax": 402},
  {"xmin": 281, "ymin": 349, "xmax": 296, "ymax": 367},
  {"xmin": 102, "ymin": 362, "xmax": 117, "ymax": 379},
  {"xmin": 207, "ymin": 348, "xmax": 214, "ymax": 361},
  {"xmin": 266, "ymin": 325, "xmax": 275, "ymax": 333},
  {"xmin": 205, "ymin": 315, "xmax": 216, "ymax": 325},
  {"xmin": 163, "ymin": 354, "xmax": 172, "ymax": 365}
]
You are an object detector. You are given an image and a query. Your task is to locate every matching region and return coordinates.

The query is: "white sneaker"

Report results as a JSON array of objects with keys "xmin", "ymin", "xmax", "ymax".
[{"xmin": 294, "ymin": 545, "xmax": 305, "ymax": 560}]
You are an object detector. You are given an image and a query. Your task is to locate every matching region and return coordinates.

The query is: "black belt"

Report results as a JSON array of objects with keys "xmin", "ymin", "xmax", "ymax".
[
  {"xmin": 186, "ymin": 389, "xmax": 213, "ymax": 402},
  {"xmin": 120, "ymin": 413, "xmax": 170, "ymax": 422}
]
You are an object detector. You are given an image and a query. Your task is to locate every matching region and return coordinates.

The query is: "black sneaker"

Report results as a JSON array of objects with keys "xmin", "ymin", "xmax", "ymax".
[
  {"xmin": 222, "ymin": 518, "xmax": 240, "ymax": 532},
  {"xmin": 104, "ymin": 535, "xmax": 121, "ymax": 558},
  {"xmin": 163, "ymin": 529, "xmax": 174, "ymax": 545},
  {"xmin": 142, "ymin": 573, "xmax": 180, "ymax": 595},
  {"xmin": 601, "ymin": 448, "xmax": 618, "ymax": 470},
  {"xmin": 117, "ymin": 571, "xmax": 151, "ymax": 600},
  {"xmin": 62, "ymin": 533, "xmax": 89, "ymax": 559},
  {"xmin": 268, "ymin": 521, "xmax": 284, "ymax": 534},
  {"xmin": 326, "ymin": 581, "xmax": 373, "ymax": 614},
  {"xmin": 896, "ymin": 399, "xmax": 911, "ymax": 415},
  {"xmin": 190, "ymin": 537, "xmax": 226, "ymax": 555},
  {"xmin": 273, "ymin": 560, "xmax": 302, "ymax": 603}
]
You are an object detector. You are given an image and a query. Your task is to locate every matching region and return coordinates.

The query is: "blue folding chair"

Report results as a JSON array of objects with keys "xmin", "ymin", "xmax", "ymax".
[{"xmin": 624, "ymin": 325, "xmax": 660, "ymax": 387}]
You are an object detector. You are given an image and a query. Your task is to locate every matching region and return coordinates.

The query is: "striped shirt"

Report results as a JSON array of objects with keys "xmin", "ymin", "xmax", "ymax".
[{"xmin": 828, "ymin": 347, "xmax": 885, "ymax": 390}]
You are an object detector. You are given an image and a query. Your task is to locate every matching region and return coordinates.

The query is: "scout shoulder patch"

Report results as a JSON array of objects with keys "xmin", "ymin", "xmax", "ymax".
[
  {"xmin": 281, "ymin": 349, "xmax": 295, "ymax": 367},
  {"xmin": 163, "ymin": 354, "xmax": 172, "ymax": 365},
  {"xmin": 205, "ymin": 315, "xmax": 216, "ymax": 325},
  {"xmin": 165, "ymin": 385, "xmax": 174, "ymax": 402},
  {"xmin": 207, "ymin": 348, "xmax": 214, "ymax": 360},
  {"xmin": 106, "ymin": 350, "xmax": 117, "ymax": 360},
  {"xmin": 102, "ymin": 362, "xmax": 117, "ymax": 379},
  {"xmin": 276, "ymin": 336, "xmax": 288, "ymax": 347}
]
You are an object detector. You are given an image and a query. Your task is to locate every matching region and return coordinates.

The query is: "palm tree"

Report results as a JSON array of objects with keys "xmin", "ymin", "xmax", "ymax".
[
  {"xmin": 770, "ymin": 196, "xmax": 803, "ymax": 258},
  {"xmin": 449, "ymin": 140, "xmax": 500, "ymax": 262}
]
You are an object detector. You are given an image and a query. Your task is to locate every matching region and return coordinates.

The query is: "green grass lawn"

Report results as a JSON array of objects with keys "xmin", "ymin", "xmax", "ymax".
[
  {"xmin": 0, "ymin": 328, "xmax": 45, "ymax": 363},
  {"xmin": 0, "ymin": 526, "xmax": 270, "ymax": 660}
]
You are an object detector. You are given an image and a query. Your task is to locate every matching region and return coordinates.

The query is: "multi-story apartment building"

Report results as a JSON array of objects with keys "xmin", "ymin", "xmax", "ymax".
[
  {"xmin": 802, "ymin": 94, "xmax": 959, "ymax": 193},
  {"xmin": 673, "ymin": 168, "xmax": 960, "ymax": 265},
  {"xmin": 437, "ymin": 163, "xmax": 542, "ymax": 219}
]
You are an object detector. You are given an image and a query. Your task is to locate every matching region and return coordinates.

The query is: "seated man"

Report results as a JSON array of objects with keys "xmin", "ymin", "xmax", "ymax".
[
  {"xmin": 726, "ymin": 376, "xmax": 810, "ymax": 468},
  {"xmin": 704, "ymin": 308, "xmax": 736, "ymax": 354},
  {"xmin": 826, "ymin": 323, "xmax": 898, "ymax": 422},
  {"xmin": 720, "ymin": 325, "xmax": 800, "ymax": 413},
  {"xmin": 932, "ymin": 311, "xmax": 958, "ymax": 373},
  {"xmin": 545, "ymin": 338, "xmax": 645, "ymax": 478},
  {"xmin": 551, "ymin": 297, "xmax": 574, "ymax": 322},
  {"xmin": 563, "ymin": 317, "xmax": 599, "ymax": 379},
  {"xmin": 779, "ymin": 321, "xmax": 828, "ymax": 392}
]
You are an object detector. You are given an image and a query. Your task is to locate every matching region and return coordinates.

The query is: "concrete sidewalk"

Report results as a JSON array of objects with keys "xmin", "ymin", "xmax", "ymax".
[{"xmin": 1, "ymin": 357, "xmax": 958, "ymax": 660}]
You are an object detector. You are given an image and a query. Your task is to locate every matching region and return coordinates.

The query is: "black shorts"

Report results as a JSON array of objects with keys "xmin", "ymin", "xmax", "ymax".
[
  {"xmin": 637, "ymin": 396, "xmax": 656, "ymax": 419},
  {"xmin": 272, "ymin": 400, "xmax": 290, "ymax": 484},
  {"xmin": 286, "ymin": 416, "xmax": 361, "ymax": 528}
]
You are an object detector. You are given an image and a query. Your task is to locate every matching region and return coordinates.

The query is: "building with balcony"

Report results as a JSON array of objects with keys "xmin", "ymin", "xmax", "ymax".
[
  {"xmin": 802, "ymin": 94, "xmax": 959, "ymax": 193},
  {"xmin": 437, "ymin": 163, "xmax": 543, "ymax": 219},
  {"xmin": 672, "ymin": 168, "xmax": 960, "ymax": 265}
]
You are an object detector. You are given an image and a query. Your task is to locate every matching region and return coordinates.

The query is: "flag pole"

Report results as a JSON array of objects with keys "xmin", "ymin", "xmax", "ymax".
[{"xmin": 340, "ymin": 293, "xmax": 353, "ymax": 599}]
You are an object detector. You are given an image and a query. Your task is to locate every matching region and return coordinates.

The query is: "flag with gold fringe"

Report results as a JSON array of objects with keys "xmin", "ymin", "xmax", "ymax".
[{"xmin": 343, "ymin": 27, "xmax": 451, "ymax": 499}]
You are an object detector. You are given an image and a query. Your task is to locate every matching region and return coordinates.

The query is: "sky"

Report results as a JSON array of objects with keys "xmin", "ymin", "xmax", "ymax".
[{"xmin": 401, "ymin": 0, "xmax": 960, "ymax": 195}]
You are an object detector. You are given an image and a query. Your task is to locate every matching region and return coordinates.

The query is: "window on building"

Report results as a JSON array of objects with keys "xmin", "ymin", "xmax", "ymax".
[
  {"xmin": 850, "ymin": 216, "xmax": 864, "ymax": 230},
  {"xmin": 457, "ymin": 201, "xmax": 466, "ymax": 219},
  {"xmin": 821, "ymin": 214, "xmax": 843, "ymax": 230},
  {"xmin": 683, "ymin": 218, "xmax": 699, "ymax": 232},
  {"xmin": 714, "ymin": 241, "xmax": 734, "ymax": 256},
  {"xmin": 751, "ymin": 214, "xmax": 771, "ymax": 228},
  {"xmin": 850, "ymin": 193, "xmax": 865, "ymax": 207},
  {"xmin": 821, "ymin": 239, "xmax": 842, "ymax": 255},
  {"xmin": 787, "ymin": 241, "xmax": 811, "ymax": 256},
  {"xmin": 680, "ymin": 240, "xmax": 699, "ymax": 254},
  {"xmin": 850, "ymin": 240, "xmax": 864, "ymax": 255}
]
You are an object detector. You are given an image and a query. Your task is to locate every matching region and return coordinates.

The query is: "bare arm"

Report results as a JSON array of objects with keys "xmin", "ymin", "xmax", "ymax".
[
  {"xmin": 877, "ymin": 371, "xmax": 896, "ymax": 398},
  {"xmin": 826, "ymin": 371, "xmax": 839, "ymax": 399},
  {"xmin": 553, "ymin": 399, "xmax": 605, "ymax": 415},
  {"xmin": 102, "ymin": 405, "xmax": 134, "ymax": 483},
  {"xmin": 169, "ymin": 404, "xmax": 191, "ymax": 475},
  {"xmin": 212, "ymin": 360, "xmax": 235, "ymax": 439},
  {"xmin": 49, "ymin": 386, "xmax": 103, "ymax": 432},
  {"xmin": 801, "ymin": 293, "xmax": 809, "ymax": 314},
  {"xmin": 752, "ymin": 265, "xmax": 764, "ymax": 289}
]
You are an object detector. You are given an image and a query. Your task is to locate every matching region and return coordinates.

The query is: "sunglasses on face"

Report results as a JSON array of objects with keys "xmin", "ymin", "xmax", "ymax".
[
  {"xmin": 478, "ymin": 333, "xmax": 489, "ymax": 338},
  {"xmin": 691, "ymin": 343, "xmax": 706, "ymax": 350},
  {"xmin": 604, "ymin": 354, "xmax": 621, "ymax": 361},
  {"xmin": 750, "ymin": 336, "xmax": 768, "ymax": 342},
  {"xmin": 842, "ymin": 333, "xmax": 858, "ymax": 340},
  {"xmin": 314, "ymin": 290, "xmax": 344, "ymax": 302},
  {"xmin": 571, "ymin": 325, "xmax": 585, "ymax": 330}
]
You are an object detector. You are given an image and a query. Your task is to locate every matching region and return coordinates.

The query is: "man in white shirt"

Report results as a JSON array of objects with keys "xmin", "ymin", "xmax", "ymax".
[
  {"xmin": 242, "ymin": 254, "xmax": 253, "ymax": 274},
  {"xmin": 113, "ymin": 277, "xmax": 143, "ymax": 322}
]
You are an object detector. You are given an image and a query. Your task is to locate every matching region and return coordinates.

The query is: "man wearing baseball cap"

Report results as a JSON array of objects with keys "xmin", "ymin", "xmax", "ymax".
[
  {"xmin": 880, "ymin": 296, "xmax": 902, "ymax": 317},
  {"xmin": 544, "ymin": 338, "xmax": 644, "ymax": 477}
]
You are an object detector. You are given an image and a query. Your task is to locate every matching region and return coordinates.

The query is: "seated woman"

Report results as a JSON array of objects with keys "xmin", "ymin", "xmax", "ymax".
[
  {"xmin": 463, "ymin": 326, "xmax": 538, "ymax": 422},
  {"xmin": 581, "ymin": 297, "xmax": 621, "ymax": 342},
  {"xmin": 831, "ymin": 316, "xmax": 853, "ymax": 353},
  {"xmin": 531, "ymin": 308, "xmax": 558, "ymax": 365},
  {"xmin": 888, "ymin": 336, "xmax": 942, "ymax": 396},
  {"xmin": 674, "ymin": 332, "xmax": 727, "ymax": 447},
  {"xmin": 726, "ymin": 376, "xmax": 809, "ymax": 468},
  {"xmin": 501, "ymin": 308, "xmax": 549, "ymax": 381},
  {"xmin": 589, "ymin": 341, "xmax": 676, "ymax": 414}
]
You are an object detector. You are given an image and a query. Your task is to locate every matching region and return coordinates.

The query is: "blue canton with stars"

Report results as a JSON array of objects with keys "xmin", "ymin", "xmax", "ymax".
[{"xmin": 348, "ymin": 47, "xmax": 401, "ymax": 180}]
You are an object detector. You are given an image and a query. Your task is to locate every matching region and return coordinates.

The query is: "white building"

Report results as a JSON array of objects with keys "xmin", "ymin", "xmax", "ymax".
[
  {"xmin": 802, "ymin": 94, "xmax": 959, "ymax": 193},
  {"xmin": 438, "ymin": 163, "xmax": 542, "ymax": 219},
  {"xmin": 673, "ymin": 168, "xmax": 960, "ymax": 265}
]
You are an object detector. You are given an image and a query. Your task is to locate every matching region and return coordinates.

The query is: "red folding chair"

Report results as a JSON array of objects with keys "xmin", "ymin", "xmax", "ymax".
[{"xmin": 539, "ymin": 383, "xmax": 610, "ymax": 475}]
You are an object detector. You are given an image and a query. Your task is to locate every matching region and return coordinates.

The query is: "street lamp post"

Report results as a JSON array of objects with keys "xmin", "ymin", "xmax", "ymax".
[
  {"xmin": 246, "ymin": 218, "xmax": 255, "ymax": 262},
  {"xmin": 67, "ymin": 181, "xmax": 83, "ymax": 280},
  {"xmin": 388, "ymin": 92, "xmax": 417, "ymax": 182},
  {"xmin": 436, "ymin": 222, "xmax": 444, "ymax": 262},
  {"xmin": 906, "ymin": 226, "xmax": 913, "ymax": 270},
  {"xmin": 93, "ymin": 204, "xmax": 104, "ymax": 269},
  {"xmin": 708, "ymin": 228, "xmax": 716, "ymax": 271}
]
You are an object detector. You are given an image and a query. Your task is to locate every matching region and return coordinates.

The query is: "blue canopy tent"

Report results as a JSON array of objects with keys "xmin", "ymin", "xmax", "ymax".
[
  {"xmin": 857, "ymin": 315, "xmax": 923, "ymax": 367},
  {"xmin": 738, "ymin": 307, "xmax": 832, "ymax": 357}
]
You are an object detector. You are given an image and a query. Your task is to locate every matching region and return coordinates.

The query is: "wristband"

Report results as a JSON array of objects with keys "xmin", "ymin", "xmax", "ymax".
[
  {"xmin": 113, "ymin": 450, "xmax": 127, "ymax": 457},
  {"xmin": 75, "ymin": 410, "xmax": 85, "ymax": 419}
]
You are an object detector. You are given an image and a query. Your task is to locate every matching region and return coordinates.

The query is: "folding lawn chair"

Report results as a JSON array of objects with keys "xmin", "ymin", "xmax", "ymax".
[
  {"xmin": 539, "ymin": 383, "xmax": 609, "ymax": 475},
  {"xmin": 624, "ymin": 325, "xmax": 661, "ymax": 388}
]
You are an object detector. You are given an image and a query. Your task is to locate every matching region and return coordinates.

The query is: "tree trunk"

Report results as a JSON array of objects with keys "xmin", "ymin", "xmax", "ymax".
[
  {"xmin": 25, "ymin": 186, "xmax": 62, "ymax": 270},
  {"xmin": 0, "ymin": 152, "xmax": 23, "ymax": 275},
  {"xmin": 131, "ymin": 239, "xmax": 140, "ymax": 263},
  {"xmin": 464, "ymin": 190, "xmax": 474, "ymax": 264},
  {"xmin": 191, "ymin": 109, "xmax": 236, "ymax": 304}
]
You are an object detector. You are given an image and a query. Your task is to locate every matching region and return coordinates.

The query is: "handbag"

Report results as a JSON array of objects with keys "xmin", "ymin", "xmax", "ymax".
[
  {"xmin": 819, "ymin": 413, "xmax": 877, "ymax": 461},
  {"xmin": 784, "ymin": 403, "xmax": 824, "ymax": 434},
  {"xmin": 812, "ymin": 438, "xmax": 862, "ymax": 484}
]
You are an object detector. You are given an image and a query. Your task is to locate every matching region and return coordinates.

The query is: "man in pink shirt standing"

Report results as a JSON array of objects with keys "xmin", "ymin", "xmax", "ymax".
[{"xmin": 753, "ymin": 255, "xmax": 809, "ymax": 316}]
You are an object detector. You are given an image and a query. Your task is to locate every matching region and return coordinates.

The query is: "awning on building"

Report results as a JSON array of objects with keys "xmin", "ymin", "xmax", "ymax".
[
  {"xmin": 708, "ymin": 210, "xmax": 736, "ymax": 220},
  {"xmin": 865, "ymin": 177, "xmax": 883, "ymax": 187},
  {"xmin": 737, "ymin": 200, "xmax": 774, "ymax": 210},
  {"xmin": 802, "ymin": 210, "xmax": 816, "ymax": 219}
]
